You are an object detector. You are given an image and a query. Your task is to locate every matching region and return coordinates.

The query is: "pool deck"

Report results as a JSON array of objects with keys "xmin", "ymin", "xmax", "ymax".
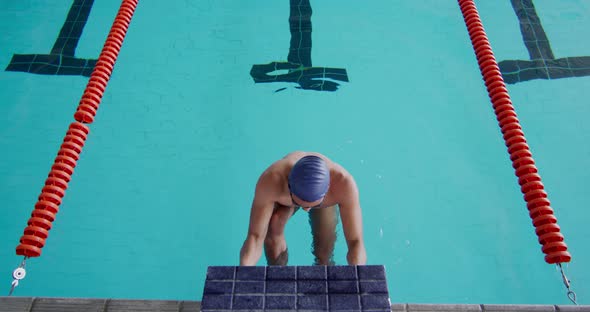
[{"xmin": 1, "ymin": 297, "xmax": 588, "ymax": 312}]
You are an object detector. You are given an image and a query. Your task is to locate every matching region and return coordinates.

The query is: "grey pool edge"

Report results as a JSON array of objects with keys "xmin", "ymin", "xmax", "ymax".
[{"xmin": 1, "ymin": 297, "xmax": 589, "ymax": 312}]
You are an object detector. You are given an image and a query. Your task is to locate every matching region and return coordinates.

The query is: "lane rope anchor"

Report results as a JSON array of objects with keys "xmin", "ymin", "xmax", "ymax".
[
  {"xmin": 8, "ymin": 257, "xmax": 27, "ymax": 296},
  {"xmin": 558, "ymin": 263, "xmax": 577, "ymax": 305}
]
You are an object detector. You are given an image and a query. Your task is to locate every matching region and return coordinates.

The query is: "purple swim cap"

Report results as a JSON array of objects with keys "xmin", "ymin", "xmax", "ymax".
[{"xmin": 288, "ymin": 155, "xmax": 330, "ymax": 202}]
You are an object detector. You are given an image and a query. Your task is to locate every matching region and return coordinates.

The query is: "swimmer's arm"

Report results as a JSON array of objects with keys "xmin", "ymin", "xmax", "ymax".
[
  {"xmin": 240, "ymin": 173, "xmax": 276, "ymax": 266},
  {"xmin": 339, "ymin": 176, "xmax": 367, "ymax": 265}
]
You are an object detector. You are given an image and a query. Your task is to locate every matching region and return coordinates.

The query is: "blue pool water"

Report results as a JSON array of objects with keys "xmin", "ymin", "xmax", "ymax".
[{"xmin": 1, "ymin": 0, "xmax": 589, "ymax": 305}]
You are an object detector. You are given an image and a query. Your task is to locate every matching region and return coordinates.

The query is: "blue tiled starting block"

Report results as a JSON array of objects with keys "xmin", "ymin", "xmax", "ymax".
[{"xmin": 201, "ymin": 265, "xmax": 391, "ymax": 311}]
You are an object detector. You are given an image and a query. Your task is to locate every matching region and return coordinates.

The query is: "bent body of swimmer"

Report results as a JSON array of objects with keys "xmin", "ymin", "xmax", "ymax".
[{"xmin": 239, "ymin": 151, "xmax": 367, "ymax": 266}]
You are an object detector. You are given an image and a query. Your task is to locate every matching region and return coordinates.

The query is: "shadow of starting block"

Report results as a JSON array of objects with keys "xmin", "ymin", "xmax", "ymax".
[{"xmin": 201, "ymin": 265, "xmax": 391, "ymax": 311}]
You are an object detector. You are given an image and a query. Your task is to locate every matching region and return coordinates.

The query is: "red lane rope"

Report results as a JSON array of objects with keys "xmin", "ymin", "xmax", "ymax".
[
  {"xmin": 16, "ymin": 0, "xmax": 139, "ymax": 258},
  {"xmin": 74, "ymin": 0, "xmax": 138, "ymax": 123},
  {"xmin": 457, "ymin": 0, "xmax": 570, "ymax": 264}
]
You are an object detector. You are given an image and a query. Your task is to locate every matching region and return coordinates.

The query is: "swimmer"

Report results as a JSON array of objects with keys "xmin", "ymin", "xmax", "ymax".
[{"xmin": 239, "ymin": 151, "xmax": 366, "ymax": 266}]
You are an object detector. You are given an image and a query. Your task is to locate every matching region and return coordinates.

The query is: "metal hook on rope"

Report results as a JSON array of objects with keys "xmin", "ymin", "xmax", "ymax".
[
  {"xmin": 557, "ymin": 263, "xmax": 577, "ymax": 305},
  {"xmin": 8, "ymin": 257, "xmax": 27, "ymax": 296}
]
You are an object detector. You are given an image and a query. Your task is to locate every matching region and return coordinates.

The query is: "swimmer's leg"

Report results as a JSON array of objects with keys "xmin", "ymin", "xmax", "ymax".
[
  {"xmin": 264, "ymin": 205, "xmax": 298, "ymax": 265},
  {"xmin": 309, "ymin": 205, "xmax": 339, "ymax": 265},
  {"xmin": 266, "ymin": 247, "xmax": 289, "ymax": 266}
]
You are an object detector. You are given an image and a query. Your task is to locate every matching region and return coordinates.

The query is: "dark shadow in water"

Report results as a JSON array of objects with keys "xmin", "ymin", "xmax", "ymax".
[
  {"xmin": 498, "ymin": 0, "xmax": 590, "ymax": 84},
  {"xmin": 250, "ymin": 0, "xmax": 349, "ymax": 92},
  {"xmin": 5, "ymin": 0, "xmax": 98, "ymax": 77}
]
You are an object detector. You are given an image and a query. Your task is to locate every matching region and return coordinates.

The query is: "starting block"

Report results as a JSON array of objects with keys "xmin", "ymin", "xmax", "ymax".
[{"xmin": 201, "ymin": 265, "xmax": 391, "ymax": 311}]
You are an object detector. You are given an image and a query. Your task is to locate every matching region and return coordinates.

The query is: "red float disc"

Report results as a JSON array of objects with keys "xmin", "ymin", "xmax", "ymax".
[
  {"xmin": 35, "ymin": 200, "xmax": 60, "ymax": 214},
  {"xmin": 24, "ymin": 225, "xmax": 49, "ymax": 239},
  {"xmin": 20, "ymin": 234, "xmax": 45, "ymax": 248},
  {"xmin": 545, "ymin": 251, "xmax": 572, "ymax": 264},
  {"xmin": 16, "ymin": 244, "xmax": 42, "ymax": 257},
  {"xmin": 28, "ymin": 217, "xmax": 52, "ymax": 230}
]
